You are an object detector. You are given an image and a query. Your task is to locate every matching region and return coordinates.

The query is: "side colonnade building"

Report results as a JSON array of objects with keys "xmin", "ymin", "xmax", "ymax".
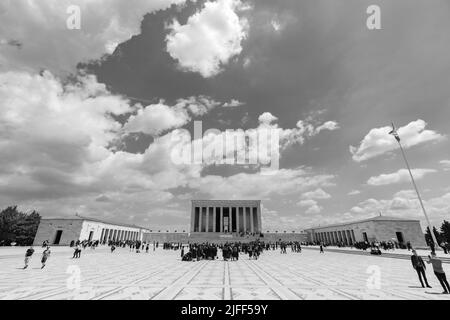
[
  {"xmin": 33, "ymin": 215, "xmax": 150, "ymax": 246},
  {"xmin": 305, "ymin": 215, "xmax": 427, "ymax": 248}
]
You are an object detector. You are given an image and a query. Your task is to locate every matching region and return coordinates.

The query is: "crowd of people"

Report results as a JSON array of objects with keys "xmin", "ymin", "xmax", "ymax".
[{"xmin": 176, "ymin": 240, "xmax": 304, "ymax": 261}]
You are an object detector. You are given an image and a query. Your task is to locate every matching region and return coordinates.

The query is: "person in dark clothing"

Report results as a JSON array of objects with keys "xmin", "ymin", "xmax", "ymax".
[
  {"xmin": 23, "ymin": 246, "xmax": 34, "ymax": 269},
  {"xmin": 427, "ymin": 252, "xmax": 450, "ymax": 294},
  {"xmin": 41, "ymin": 246, "xmax": 51, "ymax": 269},
  {"xmin": 410, "ymin": 249, "xmax": 431, "ymax": 288},
  {"xmin": 319, "ymin": 244, "xmax": 324, "ymax": 253}
]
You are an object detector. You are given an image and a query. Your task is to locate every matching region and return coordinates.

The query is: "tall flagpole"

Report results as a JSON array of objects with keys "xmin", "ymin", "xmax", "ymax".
[{"xmin": 389, "ymin": 123, "xmax": 439, "ymax": 249}]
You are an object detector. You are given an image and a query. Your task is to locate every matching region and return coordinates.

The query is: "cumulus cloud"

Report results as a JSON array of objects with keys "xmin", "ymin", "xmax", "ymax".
[
  {"xmin": 188, "ymin": 168, "xmax": 335, "ymax": 200},
  {"xmin": 440, "ymin": 160, "xmax": 450, "ymax": 171},
  {"xmin": 350, "ymin": 190, "xmax": 450, "ymax": 227},
  {"xmin": 0, "ymin": 71, "xmax": 204, "ymax": 224},
  {"xmin": 315, "ymin": 121, "xmax": 340, "ymax": 134},
  {"xmin": 301, "ymin": 188, "xmax": 331, "ymax": 200},
  {"xmin": 350, "ymin": 120, "xmax": 445, "ymax": 162},
  {"xmin": 0, "ymin": 0, "xmax": 186, "ymax": 74},
  {"xmin": 367, "ymin": 168, "xmax": 437, "ymax": 186},
  {"xmin": 223, "ymin": 99, "xmax": 245, "ymax": 108},
  {"xmin": 125, "ymin": 103, "xmax": 190, "ymax": 136},
  {"xmin": 258, "ymin": 112, "xmax": 278, "ymax": 124},
  {"xmin": 124, "ymin": 96, "xmax": 219, "ymax": 136},
  {"xmin": 297, "ymin": 199, "xmax": 322, "ymax": 214},
  {"xmin": 166, "ymin": 0, "xmax": 248, "ymax": 77},
  {"xmin": 169, "ymin": 111, "xmax": 340, "ymax": 170}
]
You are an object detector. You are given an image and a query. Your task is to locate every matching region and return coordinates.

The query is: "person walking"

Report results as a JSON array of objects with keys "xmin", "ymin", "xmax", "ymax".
[
  {"xmin": 23, "ymin": 246, "xmax": 35, "ymax": 269},
  {"xmin": 319, "ymin": 244, "xmax": 324, "ymax": 253},
  {"xmin": 427, "ymin": 252, "xmax": 450, "ymax": 294},
  {"xmin": 73, "ymin": 244, "xmax": 81, "ymax": 259},
  {"xmin": 410, "ymin": 249, "xmax": 431, "ymax": 288},
  {"xmin": 41, "ymin": 246, "xmax": 51, "ymax": 269}
]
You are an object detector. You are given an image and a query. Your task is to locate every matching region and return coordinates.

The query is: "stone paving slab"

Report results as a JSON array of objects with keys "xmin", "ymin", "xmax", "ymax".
[{"xmin": 0, "ymin": 247, "xmax": 449, "ymax": 300}]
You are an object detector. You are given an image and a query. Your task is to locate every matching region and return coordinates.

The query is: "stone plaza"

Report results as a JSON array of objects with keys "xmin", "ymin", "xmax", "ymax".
[{"xmin": 1, "ymin": 246, "xmax": 449, "ymax": 300}]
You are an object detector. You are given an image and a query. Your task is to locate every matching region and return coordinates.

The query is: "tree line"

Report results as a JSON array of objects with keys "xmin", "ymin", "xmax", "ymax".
[
  {"xmin": 0, "ymin": 206, "xmax": 41, "ymax": 246},
  {"xmin": 425, "ymin": 220, "xmax": 450, "ymax": 247}
]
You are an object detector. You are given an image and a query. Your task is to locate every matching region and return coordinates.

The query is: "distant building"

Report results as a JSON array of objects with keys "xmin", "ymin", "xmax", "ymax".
[
  {"xmin": 33, "ymin": 215, "xmax": 150, "ymax": 246},
  {"xmin": 304, "ymin": 215, "xmax": 427, "ymax": 248}
]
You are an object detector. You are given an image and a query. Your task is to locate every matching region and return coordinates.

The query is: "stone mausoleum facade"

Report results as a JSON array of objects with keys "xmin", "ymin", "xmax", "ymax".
[{"xmin": 190, "ymin": 200, "xmax": 262, "ymax": 234}]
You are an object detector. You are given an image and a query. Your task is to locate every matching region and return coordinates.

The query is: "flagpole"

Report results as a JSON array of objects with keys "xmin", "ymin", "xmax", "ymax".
[{"xmin": 390, "ymin": 123, "xmax": 439, "ymax": 249}]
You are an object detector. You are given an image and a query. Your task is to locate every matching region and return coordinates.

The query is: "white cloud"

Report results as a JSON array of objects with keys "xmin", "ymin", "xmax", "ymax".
[
  {"xmin": 223, "ymin": 99, "xmax": 245, "ymax": 108},
  {"xmin": 440, "ymin": 160, "xmax": 450, "ymax": 171},
  {"xmin": 350, "ymin": 119, "xmax": 445, "ymax": 162},
  {"xmin": 314, "ymin": 121, "xmax": 340, "ymax": 134},
  {"xmin": 297, "ymin": 199, "xmax": 322, "ymax": 214},
  {"xmin": 188, "ymin": 169, "xmax": 335, "ymax": 200},
  {"xmin": 305, "ymin": 204, "xmax": 322, "ymax": 214},
  {"xmin": 0, "ymin": 0, "xmax": 186, "ymax": 74},
  {"xmin": 271, "ymin": 19, "xmax": 282, "ymax": 32},
  {"xmin": 125, "ymin": 103, "xmax": 189, "ymax": 136},
  {"xmin": 349, "ymin": 190, "xmax": 450, "ymax": 227},
  {"xmin": 124, "ymin": 96, "xmax": 219, "ymax": 136},
  {"xmin": 348, "ymin": 190, "xmax": 361, "ymax": 196},
  {"xmin": 301, "ymin": 188, "xmax": 331, "ymax": 200},
  {"xmin": 0, "ymin": 70, "xmax": 205, "ymax": 226},
  {"xmin": 367, "ymin": 168, "xmax": 437, "ymax": 186},
  {"xmin": 258, "ymin": 112, "xmax": 278, "ymax": 124},
  {"xmin": 166, "ymin": 0, "xmax": 248, "ymax": 78}
]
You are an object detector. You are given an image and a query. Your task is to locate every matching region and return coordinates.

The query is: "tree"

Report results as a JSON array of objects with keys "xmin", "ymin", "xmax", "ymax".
[
  {"xmin": 425, "ymin": 226, "xmax": 443, "ymax": 245},
  {"xmin": 440, "ymin": 220, "xmax": 450, "ymax": 244},
  {"xmin": 0, "ymin": 206, "xmax": 41, "ymax": 246}
]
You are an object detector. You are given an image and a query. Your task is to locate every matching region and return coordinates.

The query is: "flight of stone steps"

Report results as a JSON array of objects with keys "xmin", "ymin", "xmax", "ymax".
[{"xmin": 186, "ymin": 233, "xmax": 261, "ymax": 244}]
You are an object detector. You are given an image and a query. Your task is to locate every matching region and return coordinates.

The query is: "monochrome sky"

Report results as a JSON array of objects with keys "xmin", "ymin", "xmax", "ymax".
[{"xmin": 1, "ymin": 0, "xmax": 449, "ymax": 232}]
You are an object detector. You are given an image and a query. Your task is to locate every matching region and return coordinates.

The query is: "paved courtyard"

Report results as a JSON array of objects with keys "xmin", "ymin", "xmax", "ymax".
[{"xmin": 0, "ymin": 247, "xmax": 449, "ymax": 300}]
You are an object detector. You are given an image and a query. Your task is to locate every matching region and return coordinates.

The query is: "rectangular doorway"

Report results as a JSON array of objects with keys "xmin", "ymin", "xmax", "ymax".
[
  {"xmin": 53, "ymin": 230, "xmax": 63, "ymax": 245},
  {"xmin": 362, "ymin": 232, "xmax": 368, "ymax": 242},
  {"xmin": 88, "ymin": 231, "xmax": 94, "ymax": 242},
  {"xmin": 396, "ymin": 232, "xmax": 404, "ymax": 243}
]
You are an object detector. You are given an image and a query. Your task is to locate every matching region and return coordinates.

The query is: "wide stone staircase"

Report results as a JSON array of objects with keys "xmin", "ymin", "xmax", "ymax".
[{"xmin": 186, "ymin": 233, "xmax": 261, "ymax": 244}]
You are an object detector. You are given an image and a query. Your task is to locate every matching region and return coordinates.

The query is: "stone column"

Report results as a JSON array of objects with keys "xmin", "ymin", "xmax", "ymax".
[
  {"xmin": 229, "ymin": 207, "xmax": 233, "ymax": 233},
  {"xmin": 257, "ymin": 203, "xmax": 262, "ymax": 234},
  {"xmin": 236, "ymin": 207, "xmax": 240, "ymax": 233},
  {"xmin": 198, "ymin": 208, "xmax": 203, "ymax": 233},
  {"xmin": 190, "ymin": 203, "xmax": 195, "ymax": 233},
  {"xmin": 213, "ymin": 207, "xmax": 217, "ymax": 232},
  {"xmin": 253, "ymin": 207, "xmax": 258, "ymax": 233},
  {"xmin": 206, "ymin": 207, "xmax": 210, "ymax": 233},
  {"xmin": 250, "ymin": 208, "xmax": 254, "ymax": 233},
  {"xmin": 220, "ymin": 207, "xmax": 223, "ymax": 233},
  {"xmin": 243, "ymin": 208, "xmax": 247, "ymax": 232}
]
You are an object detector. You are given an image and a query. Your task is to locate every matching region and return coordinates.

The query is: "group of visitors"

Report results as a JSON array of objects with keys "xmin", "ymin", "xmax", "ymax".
[
  {"xmin": 23, "ymin": 245, "xmax": 51, "ymax": 269},
  {"xmin": 411, "ymin": 249, "xmax": 450, "ymax": 294},
  {"xmin": 180, "ymin": 241, "xmax": 267, "ymax": 262},
  {"xmin": 181, "ymin": 243, "xmax": 218, "ymax": 261}
]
